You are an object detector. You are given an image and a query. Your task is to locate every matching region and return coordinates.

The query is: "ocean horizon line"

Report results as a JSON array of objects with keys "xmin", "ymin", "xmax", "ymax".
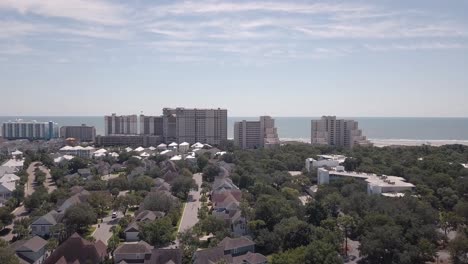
[{"xmin": 0, "ymin": 115, "xmax": 467, "ymax": 119}]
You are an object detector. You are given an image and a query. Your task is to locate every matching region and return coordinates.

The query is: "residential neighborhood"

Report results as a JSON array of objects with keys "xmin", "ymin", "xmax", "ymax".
[{"xmin": 0, "ymin": 139, "xmax": 269, "ymax": 264}]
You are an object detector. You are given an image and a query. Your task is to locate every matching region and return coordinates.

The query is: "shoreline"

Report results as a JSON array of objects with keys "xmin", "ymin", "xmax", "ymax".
[{"xmin": 278, "ymin": 138, "xmax": 468, "ymax": 147}]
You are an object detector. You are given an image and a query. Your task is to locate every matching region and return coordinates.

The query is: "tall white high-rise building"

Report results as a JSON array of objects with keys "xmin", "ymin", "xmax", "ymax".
[
  {"xmin": 311, "ymin": 116, "xmax": 371, "ymax": 148},
  {"xmin": 162, "ymin": 108, "xmax": 227, "ymax": 145},
  {"xmin": 104, "ymin": 114, "xmax": 138, "ymax": 135},
  {"xmin": 234, "ymin": 116, "xmax": 280, "ymax": 149},
  {"xmin": 1, "ymin": 120, "xmax": 58, "ymax": 140}
]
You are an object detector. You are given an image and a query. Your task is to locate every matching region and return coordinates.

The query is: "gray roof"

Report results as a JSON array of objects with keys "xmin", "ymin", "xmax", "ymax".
[
  {"xmin": 145, "ymin": 248, "xmax": 182, "ymax": 264},
  {"xmin": 135, "ymin": 210, "xmax": 165, "ymax": 222},
  {"xmin": 232, "ymin": 252, "xmax": 267, "ymax": 264},
  {"xmin": 218, "ymin": 237, "xmax": 255, "ymax": 251},
  {"xmin": 11, "ymin": 236, "xmax": 47, "ymax": 252},
  {"xmin": 193, "ymin": 246, "xmax": 232, "ymax": 264},
  {"xmin": 0, "ymin": 166, "xmax": 16, "ymax": 176},
  {"xmin": 77, "ymin": 168, "xmax": 91, "ymax": 175},
  {"xmin": 32, "ymin": 210, "xmax": 60, "ymax": 226},
  {"xmin": 124, "ymin": 222, "xmax": 140, "ymax": 233},
  {"xmin": 114, "ymin": 241, "xmax": 153, "ymax": 255},
  {"xmin": 57, "ymin": 191, "xmax": 90, "ymax": 212}
]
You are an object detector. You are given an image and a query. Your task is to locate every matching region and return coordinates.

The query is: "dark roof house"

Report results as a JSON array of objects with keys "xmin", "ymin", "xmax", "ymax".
[
  {"xmin": 192, "ymin": 246, "xmax": 232, "ymax": 264},
  {"xmin": 11, "ymin": 236, "xmax": 48, "ymax": 264},
  {"xmin": 144, "ymin": 248, "xmax": 182, "ymax": 264},
  {"xmin": 218, "ymin": 237, "xmax": 255, "ymax": 257},
  {"xmin": 44, "ymin": 233, "xmax": 106, "ymax": 264},
  {"xmin": 114, "ymin": 241, "xmax": 153, "ymax": 264}
]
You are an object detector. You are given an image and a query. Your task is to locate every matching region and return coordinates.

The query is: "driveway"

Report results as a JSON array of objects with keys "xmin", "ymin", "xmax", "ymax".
[
  {"xmin": 178, "ymin": 173, "xmax": 203, "ymax": 232},
  {"xmin": 92, "ymin": 211, "xmax": 123, "ymax": 245}
]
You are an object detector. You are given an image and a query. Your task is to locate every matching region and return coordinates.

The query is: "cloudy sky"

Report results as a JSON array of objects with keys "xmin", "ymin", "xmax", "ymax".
[{"xmin": 0, "ymin": 0, "xmax": 467, "ymax": 117}]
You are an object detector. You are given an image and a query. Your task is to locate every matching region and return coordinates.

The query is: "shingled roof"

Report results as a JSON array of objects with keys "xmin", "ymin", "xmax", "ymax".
[
  {"xmin": 44, "ymin": 233, "xmax": 106, "ymax": 264},
  {"xmin": 114, "ymin": 241, "xmax": 153, "ymax": 255},
  {"xmin": 192, "ymin": 246, "xmax": 232, "ymax": 264},
  {"xmin": 218, "ymin": 237, "xmax": 255, "ymax": 251},
  {"xmin": 145, "ymin": 248, "xmax": 182, "ymax": 264}
]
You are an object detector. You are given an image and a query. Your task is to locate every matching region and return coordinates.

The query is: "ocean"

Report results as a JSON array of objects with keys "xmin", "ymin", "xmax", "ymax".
[{"xmin": 1, "ymin": 116, "xmax": 468, "ymax": 146}]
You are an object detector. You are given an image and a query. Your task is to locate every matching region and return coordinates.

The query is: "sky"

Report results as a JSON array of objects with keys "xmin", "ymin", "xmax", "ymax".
[{"xmin": 0, "ymin": 0, "xmax": 467, "ymax": 117}]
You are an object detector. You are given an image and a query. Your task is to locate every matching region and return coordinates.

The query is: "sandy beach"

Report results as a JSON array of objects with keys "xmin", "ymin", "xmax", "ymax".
[{"xmin": 279, "ymin": 138, "xmax": 468, "ymax": 147}]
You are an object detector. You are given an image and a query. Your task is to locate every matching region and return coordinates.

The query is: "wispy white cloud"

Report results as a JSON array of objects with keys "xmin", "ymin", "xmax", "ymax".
[
  {"xmin": 0, "ymin": 43, "xmax": 32, "ymax": 55},
  {"xmin": 149, "ymin": 1, "xmax": 371, "ymax": 16},
  {"xmin": 0, "ymin": 0, "xmax": 128, "ymax": 25},
  {"xmin": 1, "ymin": 0, "xmax": 467, "ymax": 62},
  {"xmin": 364, "ymin": 42, "xmax": 468, "ymax": 51},
  {"xmin": 0, "ymin": 21, "xmax": 39, "ymax": 38}
]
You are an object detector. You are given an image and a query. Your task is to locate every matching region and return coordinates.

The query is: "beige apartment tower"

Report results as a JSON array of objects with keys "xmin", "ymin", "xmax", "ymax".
[
  {"xmin": 104, "ymin": 114, "xmax": 138, "ymax": 135},
  {"xmin": 234, "ymin": 116, "xmax": 280, "ymax": 149},
  {"xmin": 139, "ymin": 115, "xmax": 164, "ymax": 136},
  {"xmin": 60, "ymin": 124, "xmax": 96, "ymax": 142},
  {"xmin": 162, "ymin": 108, "xmax": 227, "ymax": 145},
  {"xmin": 311, "ymin": 116, "xmax": 371, "ymax": 148}
]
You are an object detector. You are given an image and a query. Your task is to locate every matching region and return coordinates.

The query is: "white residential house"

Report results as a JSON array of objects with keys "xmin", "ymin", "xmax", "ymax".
[
  {"xmin": 134, "ymin": 146, "xmax": 145, "ymax": 152},
  {"xmin": 179, "ymin": 142, "xmax": 190, "ymax": 153},
  {"xmin": 160, "ymin": 150, "xmax": 174, "ymax": 157},
  {"xmin": 11, "ymin": 150, "xmax": 23, "ymax": 158},
  {"xmin": 1, "ymin": 158, "xmax": 25, "ymax": 171},
  {"xmin": 157, "ymin": 143, "xmax": 167, "ymax": 151},
  {"xmin": 170, "ymin": 155, "xmax": 182, "ymax": 161},
  {"xmin": 0, "ymin": 181, "xmax": 16, "ymax": 200},
  {"xmin": 59, "ymin": 146, "xmax": 95, "ymax": 159},
  {"xmin": 124, "ymin": 222, "xmax": 140, "ymax": 242},
  {"xmin": 191, "ymin": 142, "xmax": 204, "ymax": 149},
  {"xmin": 168, "ymin": 142, "xmax": 178, "ymax": 151}
]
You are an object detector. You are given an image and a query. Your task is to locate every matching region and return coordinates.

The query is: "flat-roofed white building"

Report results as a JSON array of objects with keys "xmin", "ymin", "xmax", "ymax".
[
  {"xmin": 317, "ymin": 167, "xmax": 415, "ymax": 196},
  {"xmin": 305, "ymin": 154, "xmax": 347, "ymax": 172}
]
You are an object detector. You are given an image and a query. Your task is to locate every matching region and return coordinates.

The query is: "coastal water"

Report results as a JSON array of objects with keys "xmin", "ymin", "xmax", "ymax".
[{"xmin": 1, "ymin": 116, "xmax": 468, "ymax": 145}]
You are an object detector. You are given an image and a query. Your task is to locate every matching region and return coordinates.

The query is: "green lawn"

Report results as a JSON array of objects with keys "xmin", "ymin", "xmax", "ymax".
[{"xmin": 83, "ymin": 226, "xmax": 97, "ymax": 240}]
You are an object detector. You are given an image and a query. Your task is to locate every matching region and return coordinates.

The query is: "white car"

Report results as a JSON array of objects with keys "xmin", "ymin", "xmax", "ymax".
[{"xmin": 111, "ymin": 212, "xmax": 117, "ymax": 218}]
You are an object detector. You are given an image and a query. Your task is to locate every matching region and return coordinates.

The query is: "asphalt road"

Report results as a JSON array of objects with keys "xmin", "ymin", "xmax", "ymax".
[
  {"xmin": 92, "ymin": 211, "xmax": 123, "ymax": 245},
  {"xmin": 178, "ymin": 173, "xmax": 203, "ymax": 233}
]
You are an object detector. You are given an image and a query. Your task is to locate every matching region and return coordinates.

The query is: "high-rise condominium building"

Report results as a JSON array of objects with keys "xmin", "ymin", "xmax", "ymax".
[
  {"xmin": 234, "ymin": 116, "xmax": 280, "ymax": 149},
  {"xmin": 60, "ymin": 124, "xmax": 96, "ymax": 142},
  {"xmin": 139, "ymin": 115, "xmax": 164, "ymax": 136},
  {"xmin": 311, "ymin": 116, "xmax": 371, "ymax": 148},
  {"xmin": 162, "ymin": 108, "xmax": 227, "ymax": 145},
  {"xmin": 104, "ymin": 114, "xmax": 138, "ymax": 136},
  {"xmin": 1, "ymin": 120, "xmax": 59, "ymax": 140}
]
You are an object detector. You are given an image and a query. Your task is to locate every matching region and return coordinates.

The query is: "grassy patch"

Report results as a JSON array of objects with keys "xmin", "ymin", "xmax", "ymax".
[
  {"xmin": 83, "ymin": 226, "xmax": 97, "ymax": 240},
  {"xmin": 175, "ymin": 203, "xmax": 186, "ymax": 234}
]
